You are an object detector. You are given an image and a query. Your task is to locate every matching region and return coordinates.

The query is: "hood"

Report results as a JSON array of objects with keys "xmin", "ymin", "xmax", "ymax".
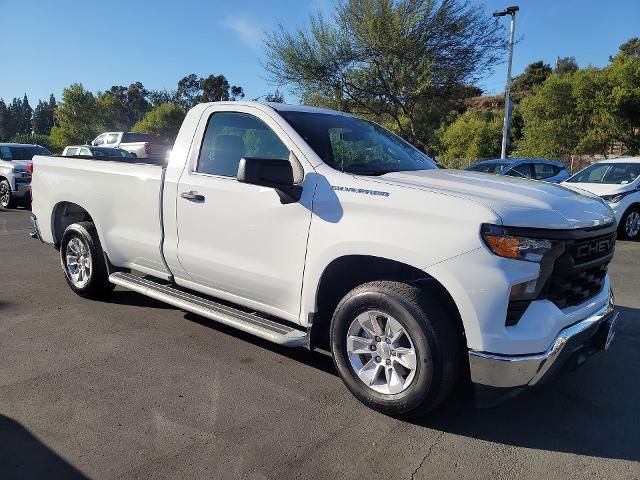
[
  {"xmin": 8, "ymin": 160, "xmax": 30, "ymax": 171},
  {"xmin": 562, "ymin": 181, "xmax": 636, "ymax": 197},
  {"xmin": 370, "ymin": 169, "xmax": 615, "ymax": 229}
]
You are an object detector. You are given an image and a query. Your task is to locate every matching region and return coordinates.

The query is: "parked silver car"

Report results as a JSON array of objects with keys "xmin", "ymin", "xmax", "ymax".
[{"xmin": 0, "ymin": 143, "xmax": 51, "ymax": 208}]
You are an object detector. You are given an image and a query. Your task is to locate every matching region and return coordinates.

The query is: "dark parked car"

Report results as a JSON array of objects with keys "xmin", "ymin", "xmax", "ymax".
[
  {"xmin": 467, "ymin": 158, "xmax": 570, "ymax": 183},
  {"xmin": 62, "ymin": 145, "xmax": 135, "ymax": 158}
]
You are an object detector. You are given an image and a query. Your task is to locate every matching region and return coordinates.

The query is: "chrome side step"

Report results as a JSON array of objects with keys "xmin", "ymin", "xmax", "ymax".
[{"xmin": 109, "ymin": 272, "xmax": 308, "ymax": 347}]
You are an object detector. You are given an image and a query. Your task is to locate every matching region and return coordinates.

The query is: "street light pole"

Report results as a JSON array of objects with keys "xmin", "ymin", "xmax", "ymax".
[{"xmin": 493, "ymin": 6, "xmax": 519, "ymax": 159}]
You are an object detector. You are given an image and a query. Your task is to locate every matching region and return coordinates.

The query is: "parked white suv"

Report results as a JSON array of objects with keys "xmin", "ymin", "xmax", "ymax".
[
  {"xmin": 30, "ymin": 102, "xmax": 619, "ymax": 417},
  {"xmin": 0, "ymin": 143, "xmax": 51, "ymax": 208},
  {"xmin": 564, "ymin": 158, "xmax": 640, "ymax": 240}
]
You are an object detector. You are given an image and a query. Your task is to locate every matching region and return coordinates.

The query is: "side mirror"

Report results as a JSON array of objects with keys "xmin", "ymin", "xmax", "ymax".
[{"xmin": 237, "ymin": 156, "xmax": 303, "ymax": 204}]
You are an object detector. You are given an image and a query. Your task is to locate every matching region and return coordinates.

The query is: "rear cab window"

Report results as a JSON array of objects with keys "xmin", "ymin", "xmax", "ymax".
[{"xmin": 122, "ymin": 133, "xmax": 153, "ymax": 143}]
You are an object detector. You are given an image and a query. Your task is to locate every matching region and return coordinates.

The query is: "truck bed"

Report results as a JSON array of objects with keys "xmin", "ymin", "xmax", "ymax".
[{"xmin": 31, "ymin": 155, "xmax": 169, "ymax": 277}]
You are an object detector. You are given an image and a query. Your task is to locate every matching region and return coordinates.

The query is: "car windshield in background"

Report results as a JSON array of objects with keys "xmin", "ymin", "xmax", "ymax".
[
  {"xmin": 567, "ymin": 163, "xmax": 640, "ymax": 184},
  {"xmin": 278, "ymin": 111, "xmax": 437, "ymax": 175},
  {"xmin": 468, "ymin": 162, "xmax": 510, "ymax": 173},
  {"xmin": 0, "ymin": 145, "xmax": 51, "ymax": 160},
  {"xmin": 121, "ymin": 133, "xmax": 153, "ymax": 143}
]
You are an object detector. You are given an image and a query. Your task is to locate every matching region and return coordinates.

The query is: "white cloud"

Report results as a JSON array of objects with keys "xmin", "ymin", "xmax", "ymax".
[{"xmin": 221, "ymin": 17, "xmax": 262, "ymax": 49}]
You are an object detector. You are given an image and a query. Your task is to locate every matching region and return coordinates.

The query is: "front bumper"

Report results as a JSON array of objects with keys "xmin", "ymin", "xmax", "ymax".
[
  {"xmin": 14, "ymin": 184, "xmax": 31, "ymax": 202},
  {"xmin": 469, "ymin": 291, "xmax": 617, "ymax": 389}
]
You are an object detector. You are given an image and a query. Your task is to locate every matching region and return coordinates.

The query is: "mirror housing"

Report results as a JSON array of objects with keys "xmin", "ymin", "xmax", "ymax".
[{"xmin": 237, "ymin": 156, "xmax": 303, "ymax": 204}]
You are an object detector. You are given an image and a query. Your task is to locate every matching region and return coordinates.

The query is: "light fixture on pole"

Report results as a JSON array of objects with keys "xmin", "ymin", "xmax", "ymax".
[{"xmin": 493, "ymin": 5, "xmax": 519, "ymax": 160}]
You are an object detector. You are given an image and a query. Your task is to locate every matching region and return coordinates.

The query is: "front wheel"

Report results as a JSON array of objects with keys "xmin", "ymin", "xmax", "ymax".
[
  {"xmin": 60, "ymin": 222, "xmax": 114, "ymax": 299},
  {"xmin": 0, "ymin": 179, "xmax": 15, "ymax": 209},
  {"xmin": 330, "ymin": 281, "xmax": 461, "ymax": 418},
  {"xmin": 619, "ymin": 207, "xmax": 640, "ymax": 240}
]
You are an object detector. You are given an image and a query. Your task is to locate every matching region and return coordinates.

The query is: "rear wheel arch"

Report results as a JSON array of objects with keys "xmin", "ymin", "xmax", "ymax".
[
  {"xmin": 309, "ymin": 255, "xmax": 466, "ymax": 351},
  {"xmin": 51, "ymin": 202, "xmax": 96, "ymax": 247}
]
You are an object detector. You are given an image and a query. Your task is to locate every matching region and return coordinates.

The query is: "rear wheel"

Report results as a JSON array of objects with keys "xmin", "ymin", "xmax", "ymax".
[
  {"xmin": 330, "ymin": 281, "xmax": 461, "ymax": 418},
  {"xmin": 60, "ymin": 222, "xmax": 114, "ymax": 299},
  {"xmin": 0, "ymin": 179, "xmax": 15, "ymax": 209},
  {"xmin": 619, "ymin": 207, "xmax": 640, "ymax": 240}
]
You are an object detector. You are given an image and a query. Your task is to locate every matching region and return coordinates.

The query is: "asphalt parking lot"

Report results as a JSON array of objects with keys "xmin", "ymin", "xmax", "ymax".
[{"xmin": 1, "ymin": 207, "xmax": 639, "ymax": 480}]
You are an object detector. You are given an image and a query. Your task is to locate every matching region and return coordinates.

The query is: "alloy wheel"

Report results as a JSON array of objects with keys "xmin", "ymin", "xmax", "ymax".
[
  {"xmin": 625, "ymin": 211, "xmax": 640, "ymax": 238},
  {"xmin": 346, "ymin": 310, "xmax": 417, "ymax": 394},
  {"xmin": 65, "ymin": 236, "xmax": 92, "ymax": 288}
]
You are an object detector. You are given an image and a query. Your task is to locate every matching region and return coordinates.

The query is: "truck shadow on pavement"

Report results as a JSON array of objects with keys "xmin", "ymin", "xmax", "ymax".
[
  {"xmin": 185, "ymin": 305, "xmax": 639, "ymax": 462},
  {"xmin": 421, "ymin": 305, "xmax": 640, "ymax": 463},
  {"xmin": 0, "ymin": 414, "xmax": 88, "ymax": 479}
]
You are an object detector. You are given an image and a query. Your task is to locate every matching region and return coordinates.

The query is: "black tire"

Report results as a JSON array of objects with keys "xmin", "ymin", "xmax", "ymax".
[
  {"xmin": 330, "ymin": 281, "xmax": 461, "ymax": 418},
  {"xmin": 618, "ymin": 206, "xmax": 640, "ymax": 240},
  {"xmin": 60, "ymin": 221, "xmax": 114, "ymax": 299},
  {"xmin": 0, "ymin": 178, "xmax": 15, "ymax": 209}
]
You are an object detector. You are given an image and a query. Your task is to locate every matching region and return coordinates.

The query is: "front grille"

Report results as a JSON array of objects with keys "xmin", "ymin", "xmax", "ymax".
[
  {"xmin": 545, "ymin": 263, "xmax": 609, "ymax": 309},
  {"xmin": 541, "ymin": 231, "xmax": 615, "ymax": 309}
]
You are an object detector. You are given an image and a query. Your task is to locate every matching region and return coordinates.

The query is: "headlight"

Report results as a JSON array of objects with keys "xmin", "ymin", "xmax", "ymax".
[{"xmin": 481, "ymin": 224, "xmax": 557, "ymax": 262}]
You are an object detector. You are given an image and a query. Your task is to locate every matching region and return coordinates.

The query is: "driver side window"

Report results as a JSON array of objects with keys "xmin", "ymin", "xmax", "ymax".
[{"xmin": 197, "ymin": 112, "xmax": 289, "ymax": 177}]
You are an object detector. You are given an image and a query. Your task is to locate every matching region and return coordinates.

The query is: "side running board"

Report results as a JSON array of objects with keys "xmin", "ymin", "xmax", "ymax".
[{"xmin": 109, "ymin": 272, "xmax": 308, "ymax": 347}]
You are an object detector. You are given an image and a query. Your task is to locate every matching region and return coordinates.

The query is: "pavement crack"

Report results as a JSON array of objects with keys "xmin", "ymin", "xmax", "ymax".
[{"xmin": 410, "ymin": 430, "xmax": 445, "ymax": 480}]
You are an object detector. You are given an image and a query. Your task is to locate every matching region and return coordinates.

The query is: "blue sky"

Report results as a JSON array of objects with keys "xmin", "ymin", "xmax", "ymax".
[{"xmin": 1, "ymin": 0, "xmax": 638, "ymax": 104}]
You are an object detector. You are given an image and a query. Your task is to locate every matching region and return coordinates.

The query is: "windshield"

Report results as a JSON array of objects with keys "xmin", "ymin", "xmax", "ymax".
[
  {"xmin": 567, "ymin": 163, "xmax": 640, "ymax": 184},
  {"xmin": 468, "ymin": 162, "xmax": 510, "ymax": 174},
  {"xmin": 0, "ymin": 145, "xmax": 51, "ymax": 160},
  {"xmin": 278, "ymin": 110, "xmax": 437, "ymax": 175}
]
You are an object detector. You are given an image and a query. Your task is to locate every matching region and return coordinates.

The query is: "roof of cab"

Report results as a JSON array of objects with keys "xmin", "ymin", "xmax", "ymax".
[{"xmin": 195, "ymin": 101, "xmax": 353, "ymax": 117}]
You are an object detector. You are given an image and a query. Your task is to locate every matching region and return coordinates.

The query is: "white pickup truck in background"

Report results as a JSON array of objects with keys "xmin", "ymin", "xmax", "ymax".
[
  {"xmin": 30, "ymin": 102, "xmax": 619, "ymax": 417},
  {"xmin": 91, "ymin": 131, "xmax": 170, "ymax": 163}
]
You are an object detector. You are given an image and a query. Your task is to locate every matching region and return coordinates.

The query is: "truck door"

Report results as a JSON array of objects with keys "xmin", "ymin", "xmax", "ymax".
[{"xmin": 174, "ymin": 106, "xmax": 316, "ymax": 322}]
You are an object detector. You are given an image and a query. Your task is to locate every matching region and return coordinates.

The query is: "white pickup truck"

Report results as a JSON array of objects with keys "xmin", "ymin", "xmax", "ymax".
[
  {"xmin": 91, "ymin": 132, "xmax": 170, "ymax": 163},
  {"xmin": 30, "ymin": 102, "xmax": 619, "ymax": 417}
]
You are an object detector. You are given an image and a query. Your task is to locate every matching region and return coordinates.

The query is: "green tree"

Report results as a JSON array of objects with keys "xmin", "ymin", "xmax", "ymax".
[
  {"xmin": 514, "ymin": 75, "xmax": 581, "ymax": 158},
  {"xmin": 175, "ymin": 74, "xmax": 244, "ymax": 109},
  {"xmin": 50, "ymin": 84, "xmax": 102, "ymax": 145},
  {"xmin": 555, "ymin": 56, "xmax": 578, "ymax": 75},
  {"xmin": 97, "ymin": 83, "xmax": 152, "ymax": 130},
  {"xmin": 264, "ymin": 0, "xmax": 507, "ymax": 149},
  {"xmin": 614, "ymin": 37, "xmax": 640, "ymax": 59},
  {"xmin": 0, "ymin": 99, "xmax": 12, "ymax": 140},
  {"xmin": 436, "ymin": 109, "xmax": 502, "ymax": 167},
  {"xmin": 511, "ymin": 61, "xmax": 553, "ymax": 101},
  {"xmin": 132, "ymin": 103, "xmax": 186, "ymax": 143},
  {"xmin": 32, "ymin": 94, "xmax": 57, "ymax": 135},
  {"xmin": 607, "ymin": 42, "xmax": 640, "ymax": 154},
  {"xmin": 264, "ymin": 90, "xmax": 285, "ymax": 103}
]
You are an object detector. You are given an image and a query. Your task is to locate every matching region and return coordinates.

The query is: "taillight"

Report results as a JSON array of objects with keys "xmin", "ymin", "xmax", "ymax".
[
  {"xmin": 144, "ymin": 142, "xmax": 151, "ymax": 155},
  {"xmin": 27, "ymin": 162, "xmax": 33, "ymax": 174}
]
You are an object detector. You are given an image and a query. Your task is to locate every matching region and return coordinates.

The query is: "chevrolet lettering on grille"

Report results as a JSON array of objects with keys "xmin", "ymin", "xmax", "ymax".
[{"xmin": 576, "ymin": 237, "xmax": 613, "ymax": 259}]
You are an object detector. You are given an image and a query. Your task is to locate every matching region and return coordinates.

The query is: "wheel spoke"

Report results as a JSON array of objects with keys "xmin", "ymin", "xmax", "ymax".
[
  {"xmin": 384, "ymin": 365, "xmax": 404, "ymax": 394},
  {"xmin": 385, "ymin": 317, "xmax": 405, "ymax": 344},
  {"xmin": 394, "ymin": 347, "xmax": 417, "ymax": 370},
  {"xmin": 66, "ymin": 255, "xmax": 78, "ymax": 266},
  {"xmin": 347, "ymin": 335, "xmax": 373, "ymax": 355},
  {"xmin": 356, "ymin": 312, "xmax": 383, "ymax": 337},
  {"xmin": 358, "ymin": 358, "xmax": 382, "ymax": 386}
]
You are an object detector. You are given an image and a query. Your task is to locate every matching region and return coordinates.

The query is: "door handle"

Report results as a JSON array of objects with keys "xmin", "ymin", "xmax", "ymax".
[{"xmin": 181, "ymin": 190, "xmax": 205, "ymax": 202}]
